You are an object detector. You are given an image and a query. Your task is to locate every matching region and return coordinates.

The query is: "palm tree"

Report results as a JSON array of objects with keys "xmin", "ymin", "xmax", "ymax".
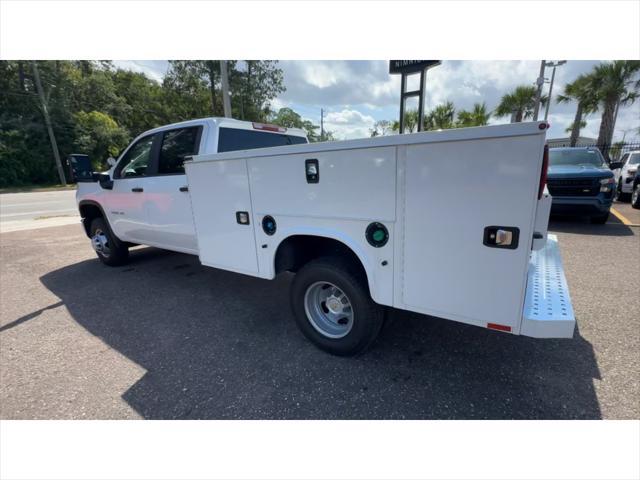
[
  {"xmin": 456, "ymin": 102, "xmax": 491, "ymax": 127},
  {"xmin": 564, "ymin": 120, "xmax": 587, "ymax": 135},
  {"xmin": 557, "ymin": 74, "xmax": 599, "ymax": 147},
  {"xmin": 495, "ymin": 85, "xmax": 546, "ymax": 122},
  {"xmin": 590, "ymin": 60, "xmax": 640, "ymax": 153},
  {"xmin": 390, "ymin": 109, "xmax": 419, "ymax": 133},
  {"xmin": 425, "ymin": 101, "xmax": 455, "ymax": 130}
]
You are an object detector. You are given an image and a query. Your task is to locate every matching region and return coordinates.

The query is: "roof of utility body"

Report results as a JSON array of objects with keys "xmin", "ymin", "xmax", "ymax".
[
  {"xmin": 549, "ymin": 146, "xmax": 600, "ymax": 151},
  {"xmin": 139, "ymin": 117, "xmax": 308, "ymax": 139},
  {"xmin": 191, "ymin": 121, "xmax": 549, "ymax": 164}
]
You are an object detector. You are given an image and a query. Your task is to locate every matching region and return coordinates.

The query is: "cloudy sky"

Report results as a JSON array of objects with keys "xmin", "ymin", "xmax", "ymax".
[{"xmin": 113, "ymin": 60, "xmax": 640, "ymax": 143}]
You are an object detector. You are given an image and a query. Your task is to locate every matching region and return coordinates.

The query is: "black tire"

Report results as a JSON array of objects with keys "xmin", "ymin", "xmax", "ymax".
[
  {"xmin": 290, "ymin": 256, "xmax": 384, "ymax": 356},
  {"xmin": 89, "ymin": 217, "xmax": 129, "ymax": 266},
  {"xmin": 590, "ymin": 212, "xmax": 609, "ymax": 224},
  {"xmin": 632, "ymin": 185, "xmax": 640, "ymax": 209},
  {"xmin": 615, "ymin": 180, "xmax": 630, "ymax": 202}
]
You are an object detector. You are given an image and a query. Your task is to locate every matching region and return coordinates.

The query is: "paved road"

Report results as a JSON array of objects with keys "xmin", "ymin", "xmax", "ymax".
[
  {"xmin": 0, "ymin": 190, "xmax": 79, "ymax": 233},
  {"xmin": 0, "ymin": 204, "xmax": 638, "ymax": 419}
]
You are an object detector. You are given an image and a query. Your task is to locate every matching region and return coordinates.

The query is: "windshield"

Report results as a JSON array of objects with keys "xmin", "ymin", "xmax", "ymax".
[
  {"xmin": 627, "ymin": 153, "xmax": 640, "ymax": 165},
  {"xmin": 549, "ymin": 149, "xmax": 605, "ymax": 167}
]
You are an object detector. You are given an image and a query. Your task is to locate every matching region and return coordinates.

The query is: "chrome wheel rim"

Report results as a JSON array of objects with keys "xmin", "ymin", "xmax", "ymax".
[
  {"xmin": 303, "ymin": 281, "xmax": 354, "ymax": 339},
  {"xmin": 633, "ymin": 187, "xmax": 639, "ymax": 205},
  {"xmin": 91, "ymin": 229, "xmax": 111, "ymax": 257}
]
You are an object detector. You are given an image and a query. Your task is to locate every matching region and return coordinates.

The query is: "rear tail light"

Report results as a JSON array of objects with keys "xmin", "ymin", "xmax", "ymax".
[
  {"xmin": 252, "ymin": 122, "xmax": 287, "ymax": 133},
  {"xmin": 487, "ymin": 322, "xmax": 512, "ymax": 332},
  {"xmin": 538, "ymin": 144, "xmax": 549, "ymax": 199}
]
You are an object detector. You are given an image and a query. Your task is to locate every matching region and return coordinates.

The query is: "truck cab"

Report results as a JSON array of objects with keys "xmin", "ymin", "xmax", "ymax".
[
  {"xmin": 76, "ymin": 117, "xmax": 308, "ymax": 258},
  {"xmin": 546, "ymin": 147, "xmax": 616, "ymax": 224}
]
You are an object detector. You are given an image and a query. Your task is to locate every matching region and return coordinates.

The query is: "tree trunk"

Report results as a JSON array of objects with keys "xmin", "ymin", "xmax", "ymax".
[
  {"xmin": 570, "ymin": 103, "xmax": 583, "ymax": 147},
  {"xmin": 597, "ymin": 98, "xmax": 616, "ymax": 160},
  {"xmin": 207, "ymin": 61, "xmax": 217, "ymax": 116},
  {"xmin": 515, "ymin": 110, "xmax": 523, "ymax": 122}
]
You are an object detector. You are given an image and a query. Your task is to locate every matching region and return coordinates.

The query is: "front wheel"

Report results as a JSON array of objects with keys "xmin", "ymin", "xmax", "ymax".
[
  {"xmin": 632, "ymin": 185, "xmax": 640, "ymax": 209},
  {"xmin": 90, "ymin": 217, "xmax": 129, "ymax": 266},
  {"xmin": 590, "ymin": 212, "xmax": 610, "ymax": 224},
  {"xmin": 290, "ymin": 257, "xmax": 384, "ymax": 356}
]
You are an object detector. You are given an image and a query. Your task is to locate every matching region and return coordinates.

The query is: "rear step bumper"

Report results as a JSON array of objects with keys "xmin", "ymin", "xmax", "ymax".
[{"xmin": 521, "ymin": 234, "xmax": 576, "ymax": 338}]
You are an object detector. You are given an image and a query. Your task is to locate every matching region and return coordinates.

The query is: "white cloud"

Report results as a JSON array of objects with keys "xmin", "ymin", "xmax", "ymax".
[{"xmin": 321, "ymin": 108, "xmax": 376, "ymax": 140}]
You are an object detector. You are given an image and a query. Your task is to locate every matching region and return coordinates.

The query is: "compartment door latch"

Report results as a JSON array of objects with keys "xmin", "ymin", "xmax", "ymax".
[{"xmin": 483, "ymin": 226, "xmax": 519, "ymax": 249}]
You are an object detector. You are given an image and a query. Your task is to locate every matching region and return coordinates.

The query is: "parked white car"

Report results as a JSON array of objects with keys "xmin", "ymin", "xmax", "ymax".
[
  {"xmin": 75, "ymin": 118, "xmax": 575, "ymax": 355},
  {"xmin": 613, "ymin": 150, "xmax": 640, "ymax": 201}
]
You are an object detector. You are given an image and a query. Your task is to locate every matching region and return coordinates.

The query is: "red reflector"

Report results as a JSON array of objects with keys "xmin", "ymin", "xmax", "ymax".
[
  {"xmin": 538, "ymin": 144, "xmax": 549, "ymax": 199},
  {"xmin": 487, "ymin": 323, "xmax": 512, "ymax": 332},
  {"xmin": 252, "ymin": 122, "xmax": 287, "ymax": 133}
]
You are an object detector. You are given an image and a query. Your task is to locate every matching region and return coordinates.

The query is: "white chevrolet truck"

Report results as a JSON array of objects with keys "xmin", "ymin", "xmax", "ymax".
[{"xmin": 75, "ymin": 117, "xmax": 575, "ymax": 355}]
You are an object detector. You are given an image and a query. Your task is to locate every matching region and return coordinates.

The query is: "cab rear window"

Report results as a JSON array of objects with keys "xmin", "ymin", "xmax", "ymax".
[{"xmin": 217, "ymin": 127, "xmax": 307, "ymax": 153}]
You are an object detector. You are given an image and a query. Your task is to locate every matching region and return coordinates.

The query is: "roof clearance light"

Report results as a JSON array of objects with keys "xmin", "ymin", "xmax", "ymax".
[{"xmin": 252, "ymin": 122, "xmax": 287, "ymax": 133}]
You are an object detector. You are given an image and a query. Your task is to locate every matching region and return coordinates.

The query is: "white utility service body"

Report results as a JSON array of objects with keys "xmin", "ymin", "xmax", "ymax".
[{"xmin": 185, "ymin": 121, "xmax": 575, "ymax": 340}]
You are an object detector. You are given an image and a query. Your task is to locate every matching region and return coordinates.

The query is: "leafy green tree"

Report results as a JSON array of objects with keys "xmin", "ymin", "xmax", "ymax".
[
  {"xmin": 238, "ymin": 61, "xmax": 286, "ymax": 121},
  {"xmin": 590, "ymin": 60, "xmax": 640, "ymax": 150},
  {"xmin": 456, "ymin": 102, "xmax": 490, "ymax": 127},
  {"xmin": 163, "ymin": 61, "xmax": 214, "ymax": 120},
  {"xmin": 370, "ymin": 119, "xmax": 391, "ymax": 137},
  {"xmin": 269, "ymin": 107, "xmax": 322, "ymax": 142},
  {"xmin": 164, "ymin": 60, "xmax": 285, "ymax": 122},
  {"xmin": 73, "ymin": 111, "xmax": 129, "ymax": 169},
  {"xmin": 495, "ymin": 85, "xmax": 546, "ymax": 122},
  {"xmin": 557, "ymin": 74, "xmax": 599, "ymax": 147}
]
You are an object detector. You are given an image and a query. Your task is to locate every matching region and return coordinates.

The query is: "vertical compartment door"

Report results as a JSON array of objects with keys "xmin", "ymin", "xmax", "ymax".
[
  {"xmin": 400, "ymin": 135, "xmax": 544, "ymax": 331},
  {"xmin": 186, "ymin": 158, "xmax": 259, "ymax": 275}
]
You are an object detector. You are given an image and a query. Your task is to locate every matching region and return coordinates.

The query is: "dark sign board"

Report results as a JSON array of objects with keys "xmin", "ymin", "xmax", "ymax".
[{"xmin": 389, "ymin": 60, "xmax": 441, "ymax": 75}]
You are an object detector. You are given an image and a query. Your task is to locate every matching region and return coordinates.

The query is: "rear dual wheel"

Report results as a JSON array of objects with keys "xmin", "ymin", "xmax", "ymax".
[{"xmin": 290, "ymin": 257, "xmax": 384, "ymax": 356}]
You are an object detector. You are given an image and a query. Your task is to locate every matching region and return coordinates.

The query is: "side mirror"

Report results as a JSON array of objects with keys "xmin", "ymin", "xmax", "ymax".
[
  {"xmin": 98, "ymin": 172, "xmax": 114, "ymax": 190},
  {"xmin": 609, "ymin": 161, "xmax": 623, "ymax": 170},
  {"xmin": 67, "ymin": 154, "xmax": 93, "ymax": 183}
]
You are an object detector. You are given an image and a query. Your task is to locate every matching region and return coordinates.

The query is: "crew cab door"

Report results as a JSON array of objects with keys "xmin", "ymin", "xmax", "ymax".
[
  {"xmin": 142, "ymin": 125, "xmax": 202, "ymax": 254},
  {"xmin": 108, "ymin": 134, "xmax": 159, "ymax": 243}
]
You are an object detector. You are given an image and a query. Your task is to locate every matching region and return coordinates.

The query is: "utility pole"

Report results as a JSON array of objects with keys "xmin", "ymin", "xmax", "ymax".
[
  {"xmin": 533, "ymin": 60, "xmax": 546, "ymax": 121},
  {"xmin": 219, "ymin": 60, "xmax": 232, "ymax": 118},
  {"xmin": 32, "ymin": 62, "xmax": 66, "ymax": 186},
  {"xmin": 320, "ymin": 108, "xmax": 324, "ymax": 141},
  {"xmin": 544, "ymin": 60, "xmax": 566, "ymax": 122}
]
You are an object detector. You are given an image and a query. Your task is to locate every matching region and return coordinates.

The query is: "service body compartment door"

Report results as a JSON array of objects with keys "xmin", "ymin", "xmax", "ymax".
[
  {"xmin": 185, "ymin": 158, "xmax": 259, "ymax": 275},
  {"xmin": 399, "ymin": 134, "xmax": 545, "ymax": 332}
]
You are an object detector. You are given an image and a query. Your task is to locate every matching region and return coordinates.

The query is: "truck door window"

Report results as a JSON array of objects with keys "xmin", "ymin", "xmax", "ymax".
[
  {"xmin": 116, "ymin": 135, "xmax": 155, "ymax": 178},
  {"xmin": 217, "ymin": 127, "xmax": 307, "ymax": 153},
  {"xmin": 158, "ymin": 127, "xmax": 202, "ymax": 174}
]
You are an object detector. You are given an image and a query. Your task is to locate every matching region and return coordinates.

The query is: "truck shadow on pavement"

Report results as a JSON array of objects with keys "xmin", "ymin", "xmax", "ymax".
[{"xmin": 40, "ymin": 247, "xmax": 602, "ymax": 419}]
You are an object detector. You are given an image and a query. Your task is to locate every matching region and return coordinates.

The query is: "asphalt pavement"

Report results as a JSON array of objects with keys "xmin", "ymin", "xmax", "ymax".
[{"xmin": 0, "ymin": 198, "xmax": 638, "ymax": 419}]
